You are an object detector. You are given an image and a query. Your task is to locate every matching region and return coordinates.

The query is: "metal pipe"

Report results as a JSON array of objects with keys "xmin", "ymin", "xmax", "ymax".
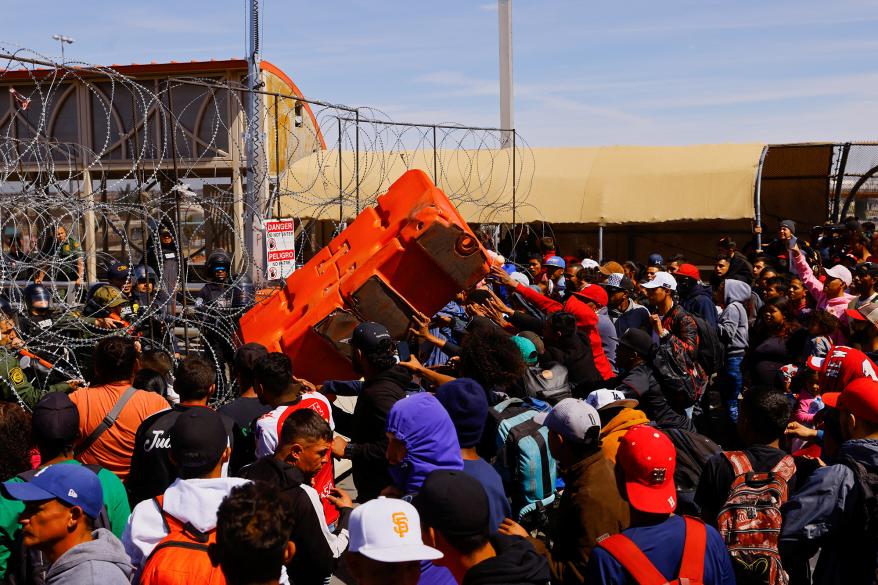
[
  {"xmin": 598, "ymin": 225, "xmax": 604, "ymax": 262},
  {"xmin": 273, "ymin": 95, "xmax": 281, "ymax": 219},
  {"xmin": 338, "ymin": 117, "xmax": 343, "ymax": 225},
  {"xmin": 512, "ymin": 129, "xmax": 517, "ymax": 226},
  {"xmin": 753, "ymin": 145, "xmax": 769, "ymax": 253},
  {"xmin": 165, "ymin": 79, "xmax": 190, "ymax": 353},
  {"xmin": 432, "ymin": 125, "xmax": 438, "ymax": 184},
  {"xmin": 832, "ymin": 142, "xmax": 852, "ymax": 224},
  {"xmin": 355, "ymin": 109, "xmax": 360, "ymax": 214}
]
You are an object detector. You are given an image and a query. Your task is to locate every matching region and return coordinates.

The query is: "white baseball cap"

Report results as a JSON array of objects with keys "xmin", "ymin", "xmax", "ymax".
[
  {"xmin": 586, "ymin": 388, "xmax": 639, "ymax": 411},
  {"xmin": 581, "ymin": 258, "xmax": 600, "ymax": 269},
  {"xmin": 824, "ymin": 264, "xmax": 853, "ymax": 287},
  {"xmin": 348, "ymin": 497, "xmax": 443, "ymax": 563},
  {"xmin": 641, "ymin": 271, "xmax": 677, "ymax": 291}
]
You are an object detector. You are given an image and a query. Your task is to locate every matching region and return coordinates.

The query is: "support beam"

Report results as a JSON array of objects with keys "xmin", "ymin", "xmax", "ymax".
[{"xmin": 81, "ymin": 169, "xmax": 96, "ymax": 283}]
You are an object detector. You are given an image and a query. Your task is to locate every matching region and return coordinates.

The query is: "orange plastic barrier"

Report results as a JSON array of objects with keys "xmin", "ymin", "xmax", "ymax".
[{"xmin": 239, "ymin": 170, "xmax": 491, "ymax": 383}]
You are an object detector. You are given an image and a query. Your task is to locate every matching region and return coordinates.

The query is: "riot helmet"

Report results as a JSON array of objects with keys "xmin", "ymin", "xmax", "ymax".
[{"xmin": 23, "ymin": 284, "xmax": 52, "ymax": 315}]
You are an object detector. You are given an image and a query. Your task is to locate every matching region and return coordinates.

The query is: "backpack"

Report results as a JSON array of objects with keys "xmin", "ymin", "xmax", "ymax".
[
  {"xmin": 597, "ymin": 516, "xmax": 707, "ymax": 585},
  {"xmin": 487, "ymin": 397, "xmax": 557, "ymax": 526},
  {"xmin": 663, "ymin": 428, "xmax": 721, "ymax": 516},
  {"xmin": 652, "ymin": 342, "xmax": 704, "ymax": 409},
  {"xmin": 716, "ymin": 452, "xmax": 795, "ymax": 585},
  {"xmin": 837, "ymin": 455, "xmax": 878, "ymax": 585},
  {"xmin": 138, "ymin": 495, "xmax": 226, "ymax": 585},
  {"xmin": 521, "ymin": 363, "xmax": 572, "ymax": 405},
  {"xmin": 8, "ymin": 465, "xmax": 110, "ymax": 585},
  {"xmin": 691, "ymin": 314, "xmax": 725, "ymax": 376}
]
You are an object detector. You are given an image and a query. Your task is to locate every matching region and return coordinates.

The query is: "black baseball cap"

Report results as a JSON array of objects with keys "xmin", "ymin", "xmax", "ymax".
[
  {"xmin": 413, "ymin": 470, "xmax": 489, "ymax": 538},
  {"xmin": 32, "ymin": 392, "xmax": 79, "ymax": 443},
  {"xmin": 170, "ymin": 408, "xmax": 228, "ymax": 476},
  {"xmin": 350, "ymin": 322, "xmax": 392, "ymax": 354},
  {"xmin": 233, "ymin": 342, "xmax": 269, "ymax": 375}
]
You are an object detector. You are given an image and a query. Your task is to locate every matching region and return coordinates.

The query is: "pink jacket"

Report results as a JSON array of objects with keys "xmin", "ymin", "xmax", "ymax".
[
  {"xmin": 791, "ymin": 251, "xmax": 855, "ymax": 318},
  {"xmin": 792, "ymin": 388, "xmax": 823, "ymax": 425}
]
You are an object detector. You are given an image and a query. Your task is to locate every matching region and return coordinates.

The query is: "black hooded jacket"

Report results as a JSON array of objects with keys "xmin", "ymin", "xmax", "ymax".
[
  {"xmin": 332, "ymin": 366, "xmax": 411, "ymax": 501},
  {"xmin": 239, "ymin": 456, "xmax": 350, "ymax": 585},
  {"xmin": 462, "ymin": 534, "xmax": 550, "ymax": 585},
  {"xmin": 680, "ymin": 282, "xmax": 718, "ymax": 327}
]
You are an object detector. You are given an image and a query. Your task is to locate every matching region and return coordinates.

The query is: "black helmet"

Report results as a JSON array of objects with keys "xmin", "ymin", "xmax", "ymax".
[
  {"xmin": 133, "ymin": 264, "xmax": 158, "ymax": 283},
  {"xmin": 232, "ymin": 276, "xmax": 256, "ymax": 307},
  {"xmin": 23, "ymin": 284, "xmax": 51, "ymax": 310},
  {"xmin": 207, "ymin": 249, "xmax": 232, "ymax": 270}
]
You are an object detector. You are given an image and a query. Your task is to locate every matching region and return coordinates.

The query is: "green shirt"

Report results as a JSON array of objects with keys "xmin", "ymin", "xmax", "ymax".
[
  {"xmin": 58, "ymin": 237, "xmax": 82, "ymax": 260},
  {"xmin": 0, "ymin": 348, "xmax": 72, "ymax": 409},
  {"xmin": 0, "ymin": 459, "xmax": 131, "ymax": 579}
]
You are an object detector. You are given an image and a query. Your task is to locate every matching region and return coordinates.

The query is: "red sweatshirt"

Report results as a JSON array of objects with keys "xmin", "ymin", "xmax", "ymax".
[{"xmin": 514, "ymin": 284, "xmax": 614, "ymax": 380}]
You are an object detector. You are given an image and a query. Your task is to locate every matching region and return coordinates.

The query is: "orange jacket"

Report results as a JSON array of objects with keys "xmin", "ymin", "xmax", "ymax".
[{"xmin": 600, "ymin": 408, "xmax": 650, "ymax": 463}]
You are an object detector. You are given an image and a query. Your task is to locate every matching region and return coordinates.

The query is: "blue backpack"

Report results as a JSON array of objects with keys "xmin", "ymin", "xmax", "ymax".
[{"xmin": 489, "ymin": 397, "xmax": 558, "ymax": 523}]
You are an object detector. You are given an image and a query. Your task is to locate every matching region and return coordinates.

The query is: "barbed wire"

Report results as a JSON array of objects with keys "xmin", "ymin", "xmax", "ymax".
[{"xmin": 0, "ymin": 43, "xmax": 534, "ymax": 403}]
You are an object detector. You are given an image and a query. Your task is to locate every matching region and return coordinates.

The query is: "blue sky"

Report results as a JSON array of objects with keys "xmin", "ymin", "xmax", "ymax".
[{"xmin": 6, "ymin": 0, "xmax": 878, "ymax": 146}]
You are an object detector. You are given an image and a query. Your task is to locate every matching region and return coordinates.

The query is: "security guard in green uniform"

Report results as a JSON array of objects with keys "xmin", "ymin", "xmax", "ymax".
[
  {"xmin": 0, "ymin": 296, "xmax": 81, "ymax": 409},
  {"xmin": 35, "ymin": 224, "xmax": 84, "ymax": 285}
]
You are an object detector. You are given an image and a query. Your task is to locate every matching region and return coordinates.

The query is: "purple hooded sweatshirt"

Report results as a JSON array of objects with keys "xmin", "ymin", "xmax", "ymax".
[
  {"xmin": 386, "ymin": 392, "xmax": 464, "ymax": 585},
  {"xmin": 386, "ymin": 392, "xmax": 464, "ymax": 494}
]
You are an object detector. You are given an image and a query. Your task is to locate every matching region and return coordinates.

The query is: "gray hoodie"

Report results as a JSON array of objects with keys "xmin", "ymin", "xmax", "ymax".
[
  {"xmin": 717, "ymin": 279, "xmax": 750, "ymax": 355},
  {"xmin": 47, "ymin": 528, "xmax": 133, "ymax": 585}
]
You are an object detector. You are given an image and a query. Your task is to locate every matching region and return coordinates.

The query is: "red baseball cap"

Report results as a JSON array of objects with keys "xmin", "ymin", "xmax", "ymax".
[
  {"xmin": 807, "ymin": 346, "xmax": 878, "ymax": 394},
  {"xmin": 616, "ymin": 425, "xmax": 677, "ymax": 514},
  {"xmin": 675, "ymin": 263, "xmax": 701, "ymax": 281},
  {"xmin": 823, "ymin": 378, "xmax": 878, "ymax": 424},
  {"xmin": 572, "ymin": 284, "xmax": 608, "ymax": 307}
]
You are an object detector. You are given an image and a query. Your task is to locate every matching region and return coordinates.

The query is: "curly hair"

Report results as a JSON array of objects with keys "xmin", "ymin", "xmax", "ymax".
[
  {"xmin": 460, "ymin": 328, "xmax": 525, "ymax": 390},
  {"xmin": 214, "ymin": 481, "xmax": 293, "ymax": 584},
  {"xmin": 0, "ymin": 403, "xmax": 32, "ymax": 480}
]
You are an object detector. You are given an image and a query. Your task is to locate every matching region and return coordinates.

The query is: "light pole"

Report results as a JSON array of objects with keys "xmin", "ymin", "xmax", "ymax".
[
  {"xmin": 498, "ymin": 0, "xmax": 513, "ymax": 148},
  {"xmin": 51, "ymin": 34, "xmax": 75, "ymax": 62}
]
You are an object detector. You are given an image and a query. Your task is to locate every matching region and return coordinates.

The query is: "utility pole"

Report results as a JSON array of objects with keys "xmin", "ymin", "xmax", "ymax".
[
  {"xmin": 51, "ymin": 34, "xmax": 74, "ymax": 63},
  {"xmin": 498, "ymin": 0, "xmax": 514, "ymax": 148},
  {"xmin": 245, "ymin": 0, "xmax": 267, "ymax": 280}
]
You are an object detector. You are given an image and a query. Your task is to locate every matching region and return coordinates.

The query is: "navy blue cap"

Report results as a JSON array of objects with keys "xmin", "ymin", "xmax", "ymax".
[
  {"xmin": 350, "ymin": 322, "xmax": 392, "ymax": 354},
  {"xmin": 4, "ymin": 464, "xmax": 103, "ymax": 519},
  {"xmin": 435, "ymin": 378, "xmax": 488, "ymax": 448},
  {"xmin": 106, "ymin": 261, "xmax": 130, "ymax": 282}
]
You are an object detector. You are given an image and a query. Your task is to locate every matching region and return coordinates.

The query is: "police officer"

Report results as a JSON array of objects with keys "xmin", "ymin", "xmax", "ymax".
[
  {"xmin": 34, "ymin": 224, "xmax": 84, "ymax": 285},
  {"xmin": 0, "ymin": 296, "xmax": 80, "ymax": 408},
  {"xmin": 144, "ymin": 220, "xmax": 182, "ymax": 306},
  {"xmin": 107, "ymin": 260, "xmax": 133, "ymax": 297},
  {"xmin": 20, "ymin": 283, "xmax": 59, "ymax": 337},
  {"xmin": 195, "ymin": 249, "xmax": 238, "ymax": 393}
]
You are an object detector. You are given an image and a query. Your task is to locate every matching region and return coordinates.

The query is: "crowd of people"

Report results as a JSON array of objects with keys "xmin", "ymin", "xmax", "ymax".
[{"xmin": 0, "ymin": 219, "xmax": 876, "ymax": 585}]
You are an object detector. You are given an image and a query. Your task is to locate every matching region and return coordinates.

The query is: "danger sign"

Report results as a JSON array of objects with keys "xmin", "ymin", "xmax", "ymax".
[{"xmin": 265, "ymin": 219, "xmax": 296, "ymax": 280}]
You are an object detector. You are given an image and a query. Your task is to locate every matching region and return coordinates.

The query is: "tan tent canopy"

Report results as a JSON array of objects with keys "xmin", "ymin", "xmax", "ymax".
[{"xmin": 278, "ymin": 143, "xmax": 766, "ymax": 225}]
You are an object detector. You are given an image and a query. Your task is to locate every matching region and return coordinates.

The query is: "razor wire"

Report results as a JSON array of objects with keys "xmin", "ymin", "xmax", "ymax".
[{"xmin": 0, "ymin": 43, "xmax": 534, "ymax": 403}]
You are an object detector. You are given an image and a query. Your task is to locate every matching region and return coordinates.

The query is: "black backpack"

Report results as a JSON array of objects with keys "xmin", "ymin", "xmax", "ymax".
[
  {"xmin": 7, "ymin": 465, "xmax": 111, "ymax": 585},
  {"xmin": 837, "ymin": 456, "xmax": 878, "ymax": 585},
  {"xmin": 691, "ymin": 314, "xmax": 725, "ymax": 376},
  {"xmin": 521, "ymin": 363, "xmax": 572, "ymax": 405}
]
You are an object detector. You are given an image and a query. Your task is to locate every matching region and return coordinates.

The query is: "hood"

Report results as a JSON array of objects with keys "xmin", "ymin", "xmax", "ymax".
[
  {"xmin": 838, "ymin": 439, "xmax": 878, "ymax": 468},
  {"xmin": 240, "ymin": 456, "xmax": 304, "ymax": 492},
  {"xmin": 162, "ymin": 476, "xmax": 250, "ymax": 533},
  {"xmin": 462, "ymin": 534, "xmax": 549, "ymax": 585},
  {"xmin": 724, "ymin": 279, "xmax": 751, "ymax": 304},
  {"xmin": 601, "ymin": 407, "xmax": 649, "ymax": 438},
  {"xmin": 726, "ymin": 254, "xmax": 753, "ymax": 284},
  {"xmin": 386, "ymin": 393, "xmax": 463, "ymax": 494},
  {"xmin": 683, "ymin": 282, "xmax": 714, "ymax": 301},
  {"xmin": 48, "ymin": 528, "xmax": 133, "ymax": 579}
]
